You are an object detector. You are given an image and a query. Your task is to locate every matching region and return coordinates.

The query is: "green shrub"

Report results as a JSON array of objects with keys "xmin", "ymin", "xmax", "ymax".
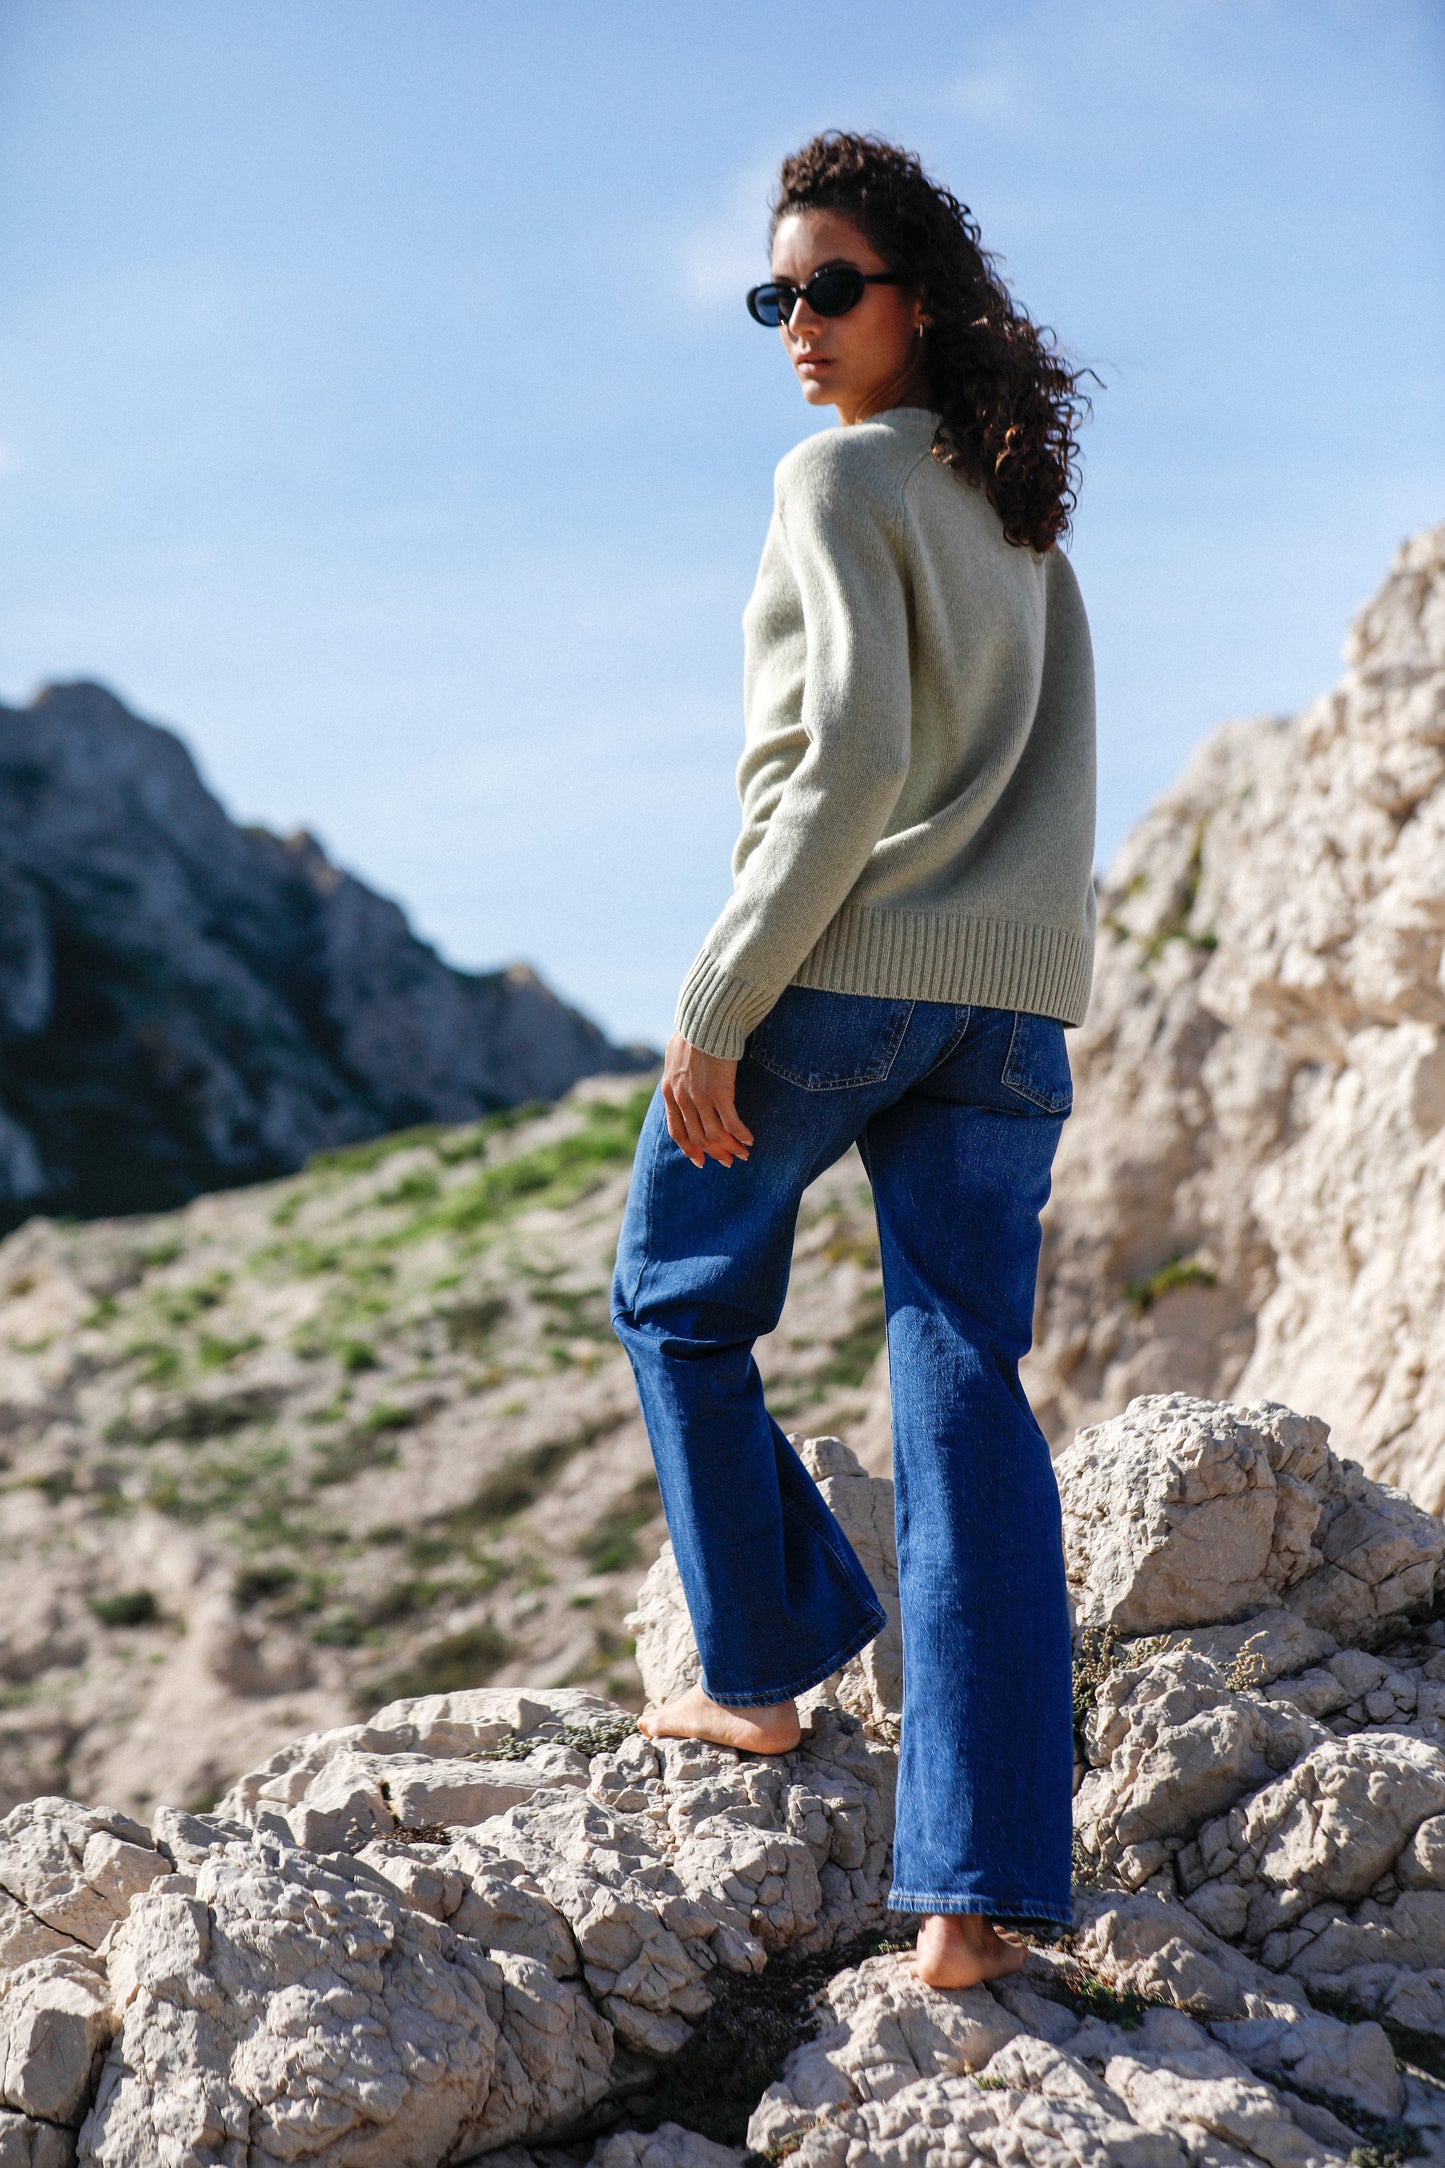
[
  {"xmin": 233, "ymin": 1565, "xmax": 300, "ymax": 1609},
  {"xmin": 362, "ymin": 1401, "xmax": 415, "ymax": 1432},
  {"xmin": 89, "ymin": 1590, "xmax": 159, "ymax": 1628}
]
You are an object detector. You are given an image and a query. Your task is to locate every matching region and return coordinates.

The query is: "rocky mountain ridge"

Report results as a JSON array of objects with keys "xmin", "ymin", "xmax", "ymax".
[
  {"xmin": 0, "ymin": 681, "xmax": 651, "ymax": 1226},
  {"xmin": 1023, "ymin": 524, "xmax": 1445, "ymax": 1507}
]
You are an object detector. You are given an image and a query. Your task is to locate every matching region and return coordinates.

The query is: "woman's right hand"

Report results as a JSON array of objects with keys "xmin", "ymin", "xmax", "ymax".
[{"xmin": 661, "ymin": 1033, "xmax": 755, "ymax": 1170}]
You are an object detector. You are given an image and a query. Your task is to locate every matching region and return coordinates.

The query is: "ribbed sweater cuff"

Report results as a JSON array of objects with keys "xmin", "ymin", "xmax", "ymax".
[{"xmin": 674, "ymin": 952, "xmax": 773, "ymax": 1060}]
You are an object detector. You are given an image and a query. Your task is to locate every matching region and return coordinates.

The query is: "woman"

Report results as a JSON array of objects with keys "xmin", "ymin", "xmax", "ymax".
[{"xmin": 611, "ymin": 132, "xmax": 1095, "ymax": 1991}]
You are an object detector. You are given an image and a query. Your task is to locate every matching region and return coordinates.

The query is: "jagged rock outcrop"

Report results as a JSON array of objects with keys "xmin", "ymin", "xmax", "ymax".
[
  {"xmin": 1023, "ymin": 524, "xmax": 1445, "ymax": 1509},
  {"xmin": 0, "ymin": 1400, "xmax": 1439, "ymax": 2160},
  {"xmin": 0, "ymin": 681, "xmax": 651, "ymax": 1224}
]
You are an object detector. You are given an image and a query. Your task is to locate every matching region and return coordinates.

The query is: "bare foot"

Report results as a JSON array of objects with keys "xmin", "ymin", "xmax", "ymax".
[
  {"xmin": 914, "ymin": 1914, "xmax": 1028, "ymax": 1990},
  {"xmin": 637, "ymin": 1683, "xmax": 801, "ymax": 1755}
]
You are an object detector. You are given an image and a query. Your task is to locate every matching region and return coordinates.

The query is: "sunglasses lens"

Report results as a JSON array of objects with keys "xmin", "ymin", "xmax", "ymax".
[
  {"xmin": 747, "ymin": 283, "xmax": 787, "ymax": 326},
  {"xmin": 808, "ymin": 267, "xmax": 866, "ymax": 317}
]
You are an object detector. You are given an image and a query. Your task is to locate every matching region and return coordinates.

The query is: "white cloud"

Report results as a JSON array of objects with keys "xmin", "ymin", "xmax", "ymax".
[
  {"xmin": 941, "ymin": 66, "xmax": 1031, "ymax": 128},
  {"xmin": 680, "ymin": 160, "xmax": 777, "ymax": 312}
]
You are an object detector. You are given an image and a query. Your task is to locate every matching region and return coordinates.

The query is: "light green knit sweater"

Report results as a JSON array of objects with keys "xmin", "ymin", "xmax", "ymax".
[{"xmin": 675, "ymin": 406, "xmax": 1097, "ymax": 1060}]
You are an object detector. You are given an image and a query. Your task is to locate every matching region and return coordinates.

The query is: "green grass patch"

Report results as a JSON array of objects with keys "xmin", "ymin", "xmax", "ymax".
[
  {"xmin": 126, "ymin": 1340, "xmax": 183, "ymax": 1385},
  {"xmin": 1125, "ymin": 1253, "xmax": 1218, "ymax": 1314},
  {"xmin": 198, "ymin": 1332, "xmax": 263, "ymax": 1371},
  {"xmin": 306, "ymin": 1123, "xmax": 450, "ymax": 1177},
  {"xmin": 155, "ymin": 1273, "xmax": 231, "ymax": 1326},
  {"xmin": 377, "ymin": 1168, "xmax": 441, "ymax": 1208},
  {"xmin": 392, "ymin": 1089, "xmax": 651, "ymax": 1242},
  {"xmin": 361, "ymin": 1400, "xmax": 416, "ymax": 1432}
]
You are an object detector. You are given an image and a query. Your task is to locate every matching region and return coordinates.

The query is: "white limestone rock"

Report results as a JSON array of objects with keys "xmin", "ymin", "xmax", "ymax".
[
  {"xmin": 1025, "ymin": 525, "xmax": 1445, "ymax": 1518},
  {"xmin": 1057, "ymin": 1394, "xmax": 1445, "ymax": 1638},
  {"xmin": 0, "ymin": 1803, "xmax": 166, "ymax": 1955},
  {"xmin": 0, "ymin": 1952, "xmax": 111, "ymax": 2124},
  {"xmin": 214, "ymin": 1687, "xmax": 615, "ymax": 1847},
  {"xmin": 747, "ymin": 1951, "xmax": 1022, "ymax": 2149},
  {"xmin": 80, "ymin": 1840, "xmax": 612, "ymax": 2166},
  {"xmin": 0, "ymin": 2114, "xmax": 76, "ymax": 2167}
]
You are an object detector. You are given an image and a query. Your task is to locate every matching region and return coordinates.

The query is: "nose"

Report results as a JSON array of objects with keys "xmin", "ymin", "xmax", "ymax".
[{"xmin": 785, "ymin": 294, "xmax": 821, "ymax": 335}]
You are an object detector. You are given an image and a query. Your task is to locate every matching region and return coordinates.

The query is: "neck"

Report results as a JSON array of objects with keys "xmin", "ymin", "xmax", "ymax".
[{"xmin": 838, "ymin": 350, "xmax": 936, "ymax": 427}]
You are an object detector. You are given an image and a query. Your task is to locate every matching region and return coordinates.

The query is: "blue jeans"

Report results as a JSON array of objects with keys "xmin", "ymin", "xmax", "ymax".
[{"xmin": 611, "ymin": 988, "xmax": 1074, "ymax": 1927}]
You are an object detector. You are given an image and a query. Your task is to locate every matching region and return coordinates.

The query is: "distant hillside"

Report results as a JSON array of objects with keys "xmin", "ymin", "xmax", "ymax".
[
  {"xmin": 0, "ymin": 1076, "xmax": 890, "ymax": 1818},
  {"xmin": 0, "ymin": 681, "xmax": 653, "ymax": 1225}
]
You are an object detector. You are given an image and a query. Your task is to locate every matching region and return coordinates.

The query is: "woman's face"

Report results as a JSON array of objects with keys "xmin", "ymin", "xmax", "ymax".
[{"xmin": 769, "ymin": 208, "xmax": 929, "ymax": 426}]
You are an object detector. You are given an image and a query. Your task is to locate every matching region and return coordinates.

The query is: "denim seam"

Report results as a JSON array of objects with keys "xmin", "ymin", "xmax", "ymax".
[
  {"xmin": 914, "ymin": 1003, "xmax": 973, "ymax": 1083},
  {"xmin": 778, "ymin": 1493, "xmax": 884, "ymax": 1611},
  {"xmin": 887, "ymin": 1890, "xmax": 1074, "ymax": 1923},
  {"xmin": 703, "ymin": 1603, "xmax": 888, "ymax": 1709},
  {"xmin": 1001, "ymin": 1010, "xmax": 1073, "ymax": 1115},
  {"xmin": 750, "ymin": 1000, "xmax": 915, "ymax": 1093}
]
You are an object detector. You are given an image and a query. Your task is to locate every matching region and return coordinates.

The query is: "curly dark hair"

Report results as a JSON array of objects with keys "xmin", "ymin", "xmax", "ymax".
[{"xmin": 771, "ymin": 132, "xmax": 1092, "ymax": 552}]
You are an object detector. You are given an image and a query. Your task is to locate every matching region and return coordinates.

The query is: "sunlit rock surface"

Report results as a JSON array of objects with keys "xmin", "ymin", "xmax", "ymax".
[{"xmin": 1024, "ymin": 526, "xmax": 1445, "ymax": 1511}]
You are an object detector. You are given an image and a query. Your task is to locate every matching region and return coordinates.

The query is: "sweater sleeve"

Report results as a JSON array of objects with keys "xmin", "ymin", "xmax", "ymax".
[{"xmin": 675, "ymin": 438, "xmax": 914, "ymax": 1058}]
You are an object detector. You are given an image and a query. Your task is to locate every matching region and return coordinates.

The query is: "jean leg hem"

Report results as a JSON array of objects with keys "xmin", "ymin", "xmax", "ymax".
[
  {"xmin": 887, "ymin": 1889, "xmax": 1074, "ymax": 1927},
  {"xmin": 702, "ymin": 1606, "xmax": 888, "ymax": 1709}
]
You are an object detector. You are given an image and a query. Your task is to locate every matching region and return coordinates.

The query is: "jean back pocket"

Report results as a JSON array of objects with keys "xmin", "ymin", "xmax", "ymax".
[
  {"xmin": 1000, "ymin": 1011, "xmax": 1073, "ymax": 1115},
  {"xmin": 746, "ymin": 986, "xmax": 915, "ymax": 1091}
]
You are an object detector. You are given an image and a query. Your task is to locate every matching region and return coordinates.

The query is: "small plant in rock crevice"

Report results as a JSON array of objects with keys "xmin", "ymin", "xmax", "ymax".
[
  {"xmin": 481, "ymin": 1714, "xmax": 638, "ymax": 1761},
  {"xmin": 576, "ymin": 1928, "xmax": 918, "ymax": 2149},
  {"xmin": 1070, "ymin": 1624, "xmax": 1169, "ymax": 1740}
]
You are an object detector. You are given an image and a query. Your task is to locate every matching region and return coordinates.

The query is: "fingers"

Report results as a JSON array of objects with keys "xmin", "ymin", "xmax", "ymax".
[
  {"xmin": 713, "ymin": 1082, "xmax": 754, "ymax": 1152},
  {"xmin": 663, "ymin": 1079, "xmax": 747, "ymax": 1169},
  {"xmin": 661, "ymin": 1077, "xmax": 706, "ymax": 1168},
  {"xmin": 660, "ymin": 1035, "xmax": 755, "ymax": 1170}
]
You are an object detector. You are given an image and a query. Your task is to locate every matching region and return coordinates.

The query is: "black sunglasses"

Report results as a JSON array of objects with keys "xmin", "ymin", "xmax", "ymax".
[{"xmin": 746, "ymin": 264, "xmax": 904, "ymax": 327}]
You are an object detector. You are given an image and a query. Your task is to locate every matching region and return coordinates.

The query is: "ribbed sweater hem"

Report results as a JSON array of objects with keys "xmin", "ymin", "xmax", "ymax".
[
  {"xmin": 794, "ymin": 903, "xmax": 1094, "ymax": 1025},
  {"xmin": 676, "ymin": 904, "xmax": 1093, "ymax": 1059}
]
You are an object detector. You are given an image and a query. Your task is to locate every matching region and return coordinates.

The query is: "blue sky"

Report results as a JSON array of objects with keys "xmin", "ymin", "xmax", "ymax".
[{"xmin": 0, "ymin": 0, "xmax": 1441, "ymax": 1047}]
